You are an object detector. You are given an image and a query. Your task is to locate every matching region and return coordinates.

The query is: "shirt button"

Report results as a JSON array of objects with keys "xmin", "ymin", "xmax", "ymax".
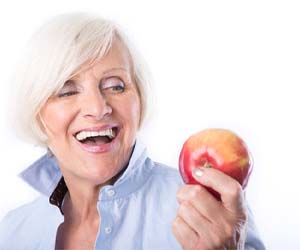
[
  {"xmin": 107, "ymin": 189, "xmax": 115, "ymax": 197},
  {"xmin": 105, "ymin": 227, "xmax": 112, "ymax": 234}
]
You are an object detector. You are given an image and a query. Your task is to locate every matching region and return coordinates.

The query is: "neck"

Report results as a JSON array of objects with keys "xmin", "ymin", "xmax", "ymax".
[
  {"xmin": 60, "ymin": 167, "xmax": 125, "ymax": 224},
  {"xmin": 62, "ymin": 178, "xmax": 101, "ymax": 224}
]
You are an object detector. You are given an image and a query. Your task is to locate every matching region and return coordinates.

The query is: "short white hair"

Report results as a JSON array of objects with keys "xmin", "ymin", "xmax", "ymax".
[{"xmin": 10, "ymin": 13, "xmax": 152, "ymax": 147}]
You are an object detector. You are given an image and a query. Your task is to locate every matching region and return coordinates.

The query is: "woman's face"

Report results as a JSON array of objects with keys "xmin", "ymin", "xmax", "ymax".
[{"xmin": 40, "ymin": 39, "xmax": 141, "ymax": 185}]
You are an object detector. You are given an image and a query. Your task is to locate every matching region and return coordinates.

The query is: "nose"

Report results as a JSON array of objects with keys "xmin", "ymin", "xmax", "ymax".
[{"xmin": 81, "ymin": 89, "xmax": 112, "ymax": 120}]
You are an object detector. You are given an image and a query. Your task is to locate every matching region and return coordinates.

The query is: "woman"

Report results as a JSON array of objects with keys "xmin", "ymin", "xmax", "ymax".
[{"xmin": 0, "ymin": 13, "xmax": 265, "ymax": 249}]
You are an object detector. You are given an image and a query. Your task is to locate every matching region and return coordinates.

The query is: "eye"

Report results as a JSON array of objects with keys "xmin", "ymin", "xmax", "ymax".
[
  {"xmin": 100, "ymin": 77, "xmax": 125, "ymax": 93},
  {"xmin": 58, "ymin": 81, "xmax": 79, "ymax": 97}
]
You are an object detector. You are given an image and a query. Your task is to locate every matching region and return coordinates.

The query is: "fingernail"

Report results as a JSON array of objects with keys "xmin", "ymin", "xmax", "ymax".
[{"xmin": 193, "ymin": 168, "xmax": 204, "ymax": 177}]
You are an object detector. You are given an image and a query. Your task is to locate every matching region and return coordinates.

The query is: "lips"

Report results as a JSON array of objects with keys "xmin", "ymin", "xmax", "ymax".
[{"xmin": 73, "ymin": 125, "xmax": 120, "ymax": 153}]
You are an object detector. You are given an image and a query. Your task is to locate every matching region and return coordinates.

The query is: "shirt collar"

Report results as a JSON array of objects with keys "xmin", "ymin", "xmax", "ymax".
[
  {"xmin": 19, "ymin": 137, "xmax": 148, "ymax": 199},
  {"xmin": 19, "ymin": 151, "xmax": 62, "ymax": 197}
]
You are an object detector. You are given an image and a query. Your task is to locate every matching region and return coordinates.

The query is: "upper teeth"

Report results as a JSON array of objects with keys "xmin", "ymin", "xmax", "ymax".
[{"xmin": 75, "ymin": 128, "xmax": 115, "ymax": 141}]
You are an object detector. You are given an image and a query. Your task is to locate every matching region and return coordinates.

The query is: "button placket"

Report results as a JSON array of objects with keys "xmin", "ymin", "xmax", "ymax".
[{"xmin": 96, "ymin": 193, "xmax": 116, "ymax": 249}]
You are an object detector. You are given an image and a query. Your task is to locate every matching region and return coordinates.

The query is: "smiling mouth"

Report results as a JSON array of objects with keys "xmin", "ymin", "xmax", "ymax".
[{"xmin": 74, "ymin": 127, "xmax": 118, "ymax": 146}]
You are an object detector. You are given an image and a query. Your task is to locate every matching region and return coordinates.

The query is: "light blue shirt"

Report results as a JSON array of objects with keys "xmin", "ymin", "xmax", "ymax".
[{"xmin": 0, "ymin": 139, "xmax": 265, "ymax": 249}]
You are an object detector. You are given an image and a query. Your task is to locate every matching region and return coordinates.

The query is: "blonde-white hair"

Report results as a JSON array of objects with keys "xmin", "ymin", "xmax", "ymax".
[{"xmin": 10, "ymin": 13, "xmax": 152, "ymax": 147}]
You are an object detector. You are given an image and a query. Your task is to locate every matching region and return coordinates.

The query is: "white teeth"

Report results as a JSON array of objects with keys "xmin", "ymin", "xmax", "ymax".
[{"xmin": 75, "ymin": 128, "xmax": 115, "ymax": 141}]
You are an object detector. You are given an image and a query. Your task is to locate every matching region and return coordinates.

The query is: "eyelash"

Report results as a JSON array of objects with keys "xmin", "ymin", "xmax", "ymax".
[
  {"xmin": 58, "ymin": 91, "xmax": 78, "ymax": 98},
  {"xmin": 105, "ymin": 85, "xmax": 125, "ymax": 92}
]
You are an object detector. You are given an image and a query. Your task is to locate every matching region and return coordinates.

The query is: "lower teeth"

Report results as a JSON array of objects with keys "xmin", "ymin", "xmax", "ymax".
[{"xmin": 82, "ymin": 136, "xmax": 112, "ymax": 144}]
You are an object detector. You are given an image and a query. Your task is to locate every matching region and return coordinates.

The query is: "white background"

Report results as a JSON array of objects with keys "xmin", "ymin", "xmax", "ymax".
[{"xmin": 0, "ymin": 1, "xmax": 300, "ymax": 249}]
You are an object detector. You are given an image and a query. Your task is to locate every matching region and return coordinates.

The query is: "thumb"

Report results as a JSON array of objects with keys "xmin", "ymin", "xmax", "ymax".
[{"xmin": 192, "ymin": 167, "xmax": 245, "ymax": 213}]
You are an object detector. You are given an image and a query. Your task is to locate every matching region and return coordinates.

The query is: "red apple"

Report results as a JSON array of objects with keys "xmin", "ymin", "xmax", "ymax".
[{"xmin": 179, "ymin": 128, "xmax": 253, "ymax": 199}]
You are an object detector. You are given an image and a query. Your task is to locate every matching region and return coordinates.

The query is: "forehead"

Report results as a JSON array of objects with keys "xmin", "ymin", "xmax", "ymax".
[{"xmin": 72, "ymin": 38, "xmax": 132, "ymax": 81}]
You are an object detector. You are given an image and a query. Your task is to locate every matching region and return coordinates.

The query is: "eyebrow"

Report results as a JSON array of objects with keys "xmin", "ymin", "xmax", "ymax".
[
  {"xmin": 101, "ymin": 67, "xmax": 132, "ymax": 84},
  {"xmin": 102, "ymin": 67, "xmax": 130, "ymax": 75},
  {"xmin": 62, "ymin": 79, "xmax": 76, "ymax": 86}
]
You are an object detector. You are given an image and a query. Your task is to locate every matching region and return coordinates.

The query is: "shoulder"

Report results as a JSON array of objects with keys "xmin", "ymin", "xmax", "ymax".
[
  {"xmin": 1, "ymin": 195, "xmax": 54, "ymax": 222},
  {"xmin": 0, "ymin": 196, "xmax": 46, "ymax": 226},
  {"xmin": 148, "ymin": 159, "xmax": 183, "ymax": 184},
  {"xmin": 0, "ymin": 195, "xmax": 60, "ymax": 248},
  {"xmin": 151, "ymin": 160, "xmax": 181, "ymax": 177},
  {"xmin": 245, "ymin": 204, "xmax": 266, "ymax": 249},
  {"xmin": 142, "ymin": 159, "xmax": 184, "ymax": 199}
]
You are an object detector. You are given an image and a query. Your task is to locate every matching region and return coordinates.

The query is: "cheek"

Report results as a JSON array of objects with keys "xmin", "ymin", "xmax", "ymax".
[
  {"xmin": 127, "ymin": 96, "xmax": 141, "ymax": 128},
  {"xmin": 40, "ymin": 102, "xmax": 75, "ymax": 136},
  {"xmin": 112, "ymin": 94, "xmax": 140, "ymax": 134}
]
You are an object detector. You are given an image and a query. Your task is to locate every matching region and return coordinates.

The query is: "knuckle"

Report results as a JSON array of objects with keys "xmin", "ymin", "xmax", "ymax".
[
  {"xmin": 229, "ymin": 181, "xmax": 243, "ymax": 198},
  {"xmin": 178, "ymin": 201, "xmax": 191, "ymax": 215},
  {"xmin": 172, "ymin": 217, "xmax": 181, "ymax": 231},
  {"xmin": 171, "ymin": 220, "xmax": 177, "ymax": 232},
  {"xmin": 176, "ymin": 187, "xmax": 184, "ymax": 200},
  {"xmin": 190, "ymin": 185, "xmax": 205, "ymax": 198}
]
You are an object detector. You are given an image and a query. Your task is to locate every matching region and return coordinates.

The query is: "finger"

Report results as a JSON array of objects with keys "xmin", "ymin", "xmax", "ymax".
[
  {"xmin": 177, "ymin": 201, "xmax": 214, "ymax": 241},
  {"xmin": 178, "ymin": 207, "xmax": 229, "ymax": 249},
  {"xmin": 177, "ymin": 185, "xmax": 246, "ymax": 243},
  {"xmin": 172, "ymin": 216, "xmax": 199, "ymax": 250},
  {"xmin": 177, "ymin": 185, "xmax": 226, "ymax": 223},
  {"xmin": 192, "ymin": 167, "xmax": 245, "ymax": 213}
]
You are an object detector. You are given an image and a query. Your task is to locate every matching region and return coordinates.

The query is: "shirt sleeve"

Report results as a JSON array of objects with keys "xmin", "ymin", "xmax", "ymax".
[{"xmin": 245, "ymin": 203, "xmax": 266, "ymax": 250}]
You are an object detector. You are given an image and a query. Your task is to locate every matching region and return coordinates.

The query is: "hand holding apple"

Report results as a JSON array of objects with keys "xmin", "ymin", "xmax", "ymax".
[
  {"xmin": 172, "ymin": 128, "xmax": 250, "ymax": 249},
  {"xmin": 173, "ymin": 167, "xmax": 248, "ymax": 249}
]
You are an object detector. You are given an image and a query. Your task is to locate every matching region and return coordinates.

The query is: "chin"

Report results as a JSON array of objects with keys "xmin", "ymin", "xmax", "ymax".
[{"xmin": 79, "ymin": 161, "xmax": 121, "ymax": 184}]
